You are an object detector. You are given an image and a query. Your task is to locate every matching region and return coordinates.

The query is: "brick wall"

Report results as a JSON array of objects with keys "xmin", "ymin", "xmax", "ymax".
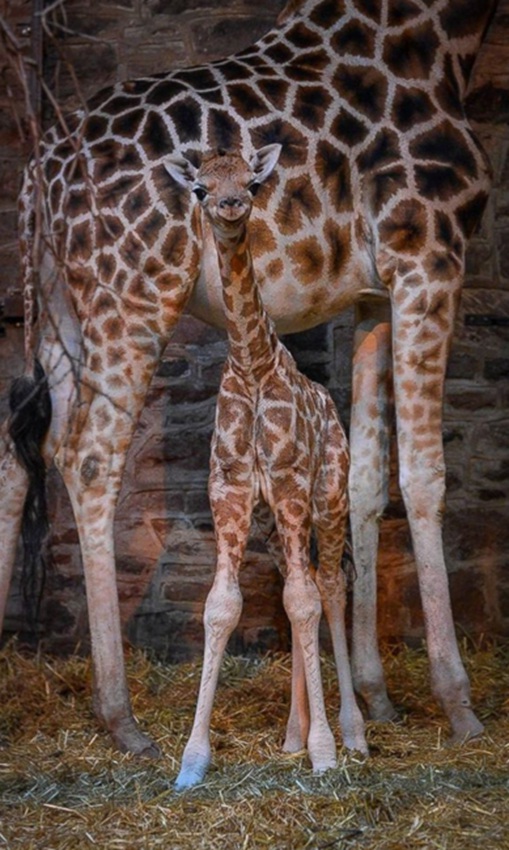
[{"xmin": 0, "ymin": 0, "xmax": 508, "ymax": 658}]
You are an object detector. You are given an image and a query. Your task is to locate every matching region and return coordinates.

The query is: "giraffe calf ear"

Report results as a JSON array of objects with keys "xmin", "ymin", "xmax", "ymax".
[
  {"xmin": 250, "ymin": 143, "xmax": 282, "ymax": 184},
  {"xmin": 165, "ymin": 155, "xmax": 197, "ymax": 188}
]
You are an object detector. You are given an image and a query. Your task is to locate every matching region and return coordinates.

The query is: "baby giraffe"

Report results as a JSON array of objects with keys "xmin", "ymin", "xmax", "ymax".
[{"xmin": 166, "ymin": 145, "xmax": 367, "ymax": 789}]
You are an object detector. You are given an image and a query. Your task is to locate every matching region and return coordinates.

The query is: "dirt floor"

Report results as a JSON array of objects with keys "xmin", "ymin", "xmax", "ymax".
[{"xmin": 0, "ymin": 639, "xmax": 508, "ymax": 849}]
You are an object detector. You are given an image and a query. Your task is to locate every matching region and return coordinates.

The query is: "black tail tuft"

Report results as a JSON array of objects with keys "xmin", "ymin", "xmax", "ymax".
[{"xmin": 8, "ymin": 359, "xmax": 52, "ymax": 627}]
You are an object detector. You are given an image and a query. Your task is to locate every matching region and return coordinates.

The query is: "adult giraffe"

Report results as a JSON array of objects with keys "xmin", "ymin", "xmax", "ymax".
[{"xmin": 0, "ymin": 0, "xmax": 496, "ymax": 757}]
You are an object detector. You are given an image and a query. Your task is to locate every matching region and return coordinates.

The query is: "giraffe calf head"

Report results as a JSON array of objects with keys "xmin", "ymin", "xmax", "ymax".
[{"xmin": 165, "ymin": 144, "xmax": 282, "ymax": 233}]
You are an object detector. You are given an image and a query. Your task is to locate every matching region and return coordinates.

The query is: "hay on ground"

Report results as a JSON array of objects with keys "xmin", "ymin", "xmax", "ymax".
[{"xmin": 0, "ymin": 640, "xmax": 508, "ymax": 849}]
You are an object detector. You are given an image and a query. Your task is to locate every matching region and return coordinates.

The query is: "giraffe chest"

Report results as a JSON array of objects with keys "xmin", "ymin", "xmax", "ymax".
[{"xmin": 188, "ymin": 209, "xmax": 379, "ymax": 335}]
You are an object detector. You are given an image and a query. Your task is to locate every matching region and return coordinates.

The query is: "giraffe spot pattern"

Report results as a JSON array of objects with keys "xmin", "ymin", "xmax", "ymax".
[
  {"xmin": 292, "ymin": 85, "xmax": 333, "ymax": 130},
  {"xmin": 256, "ymin": 77, "xmax": 291, "ymax": 111},
  {"xmin": 383, "ymin": 22, "xmax": 439, "ymax": 79},
  {"xmin": 330, "ymin": 111, "xmax": 370, "ymax": 148},
  {"xmin": 331, "ymin": 20, "xmax": 376, "ymax": 57},
  {"xmin": 166, "ymin": 97, "xmax": 201, "ymax": 143},
  {"xmin": 286, "ymin": 22, "xmax": 324, "ymax": 49},
  {"xmin": 353, "ymin": 0, "xmax": 382, "ymax": 24},
  {"xmin": 146, "ymin": 79, "xmax": 187, "ymax": 105},
  {"xmin": 369, "ymin": 166, "xmax": 408, "ymax": 217},
  {"xmin": 228, "ymin": 84, "xmax": 269, "ymax": 120},
  {"xmin": 455, "ymin": 192, "xmax": 490, "ymax": 238},
  {"xmin": 378, "ymin": 199, "xmax": 427, "ymax": 254},
  {"xmin": 357, "ymin": 128, "xmax": 401, "ymax": 173},
  {"xmin": 315, "ymin": 141, "xmax": 353, "ymax": 211},
  {"xmin": 84, "ymin": 114, "xmax": 109, "ymax": 141},
  {"xmin": 263, "ymin": 41, "xmax": 294, "ymax": 65},
  {"xmin": 440, "ymin": 0, "xmax": 495, "ymax": 39},
  {"xmin": 414, "ymin": 164, "xmax": 467, "ymax": 202},
  {"xmin": 424, "ymin": 251, "xmax": 461, "ymax": 283},
  {"xmin": 99, "ymin": 175, "xmax": 141, "ymax": 209},
  {"xmin": 111, "ymin": 108, "xmax": 145, "ymax": 137},
  {"xmin": 392, "ymin": 86, "xmax": 434, "ymax": 131},
  {"xmin": 286, "ymin": 49, "xmax": 330, "ymax": 82},
  {"xmin": 248, "ymin": 219, "xmax": 278, "ymax": 258},
  {"xmin": 251, "ymin": 119, "xmax": 308, "ymax": 166},
  {"xmin": 309, "ymin": 0, "xmax": 347, "ymax": 27},
  {"xmin": 276, "ymin": 176, "xmax": 321, "ymax": 235},
  {"xmin": 177, "ymin": 66, "xmax": 219, "ymax": 91},
  {"xmin": 140, "ymin": 111, "xmax": 172, "ymax": 159},
  {"xmin": 387, "ymin": 0, "xmax": 422, "ymax": 27},
  {"xmin": 213, "ymin": 60, "xmax": 252, "ymax": 83},
  {"xmin": 287, "ymin": 236, "xmax": 325, "ymax": 284},
  {"xmin": 433, "ymin": 55, "xmax": 464, "ymax": 119},
  {"xmin": 208, "ymin": 109, "xmax": 242, "ymax": 151},
  {"xmin": 122, "ymin": 184, "xmax": 152, "ymax": 223},
  {"xmin": 334, "ymin": 65, "xmax": 388, "ymax": 122},
  {"xmin": 409, "ymin": 121, "xmax": 478, "ymax": 178},
  {"xmin": 324, "ymin": 221, "xmax": 352, "ymax": 277}
]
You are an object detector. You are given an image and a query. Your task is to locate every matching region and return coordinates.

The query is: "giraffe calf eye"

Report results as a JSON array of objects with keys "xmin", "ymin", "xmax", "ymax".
[
  {"xmin": 193, "ymin": 186, "xmax": 207, "ymax": 201},
  {"xmin": 248, "ymin": 182, "xmax": 260, "ymax": 197}
]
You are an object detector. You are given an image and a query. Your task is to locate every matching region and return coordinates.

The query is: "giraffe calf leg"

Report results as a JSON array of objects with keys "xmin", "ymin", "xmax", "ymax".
[
  {"xmin": 252, "ymin": 503, "xmax": 311, "ymax": 753},
  {"xmin": 283, "ymin": 570, "xmax": 336, "ymax": 773},
  {"xmin": 175, "ymin": 565, "xmax": 244, "ymax": 790},
  {"xmin": 282, "ymin": 629, "xmax": 310, "ymax": 753},
  {"xmin": 315, "ymin": 568, "xmax": 368, "ymax": 755}
]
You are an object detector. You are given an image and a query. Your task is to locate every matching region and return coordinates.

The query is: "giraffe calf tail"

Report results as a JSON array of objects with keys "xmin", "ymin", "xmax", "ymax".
[{"xmin": 8, "ymin": 359, "xmax": 52, "ymax": 626}]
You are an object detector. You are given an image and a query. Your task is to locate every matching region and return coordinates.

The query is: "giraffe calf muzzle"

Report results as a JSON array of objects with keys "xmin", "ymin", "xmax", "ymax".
[{"xmin": 217, "ymin": 197, "xmax": 249, "ymax": 222}]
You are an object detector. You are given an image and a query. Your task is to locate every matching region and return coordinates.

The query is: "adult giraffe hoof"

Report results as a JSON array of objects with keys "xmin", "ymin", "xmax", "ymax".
[
  {"xmin": 111, "ymin": 719, "xmax": 162, "ymax": 758},
  {"xmin": 447, "ymin": 708, "xmax": 484, "ymax": 745},
  {"xmin": 341, "ymin": 731, "xmax": 369, "ymax": 756},
  {"xmin": 366, "ymin": 695, "xmax": 399, "ymax": 724}
]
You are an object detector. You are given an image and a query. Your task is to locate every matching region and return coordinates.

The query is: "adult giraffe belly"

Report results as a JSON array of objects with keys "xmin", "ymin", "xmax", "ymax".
[{"xmin": 187, "ymin": 215, "xmax": 384, "ymax": 335}]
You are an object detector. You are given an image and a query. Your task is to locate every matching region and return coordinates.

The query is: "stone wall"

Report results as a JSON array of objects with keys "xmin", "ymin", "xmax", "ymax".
[{"xmin": 0, "ymin": 0, "xmax": 508, "ymax": 659}]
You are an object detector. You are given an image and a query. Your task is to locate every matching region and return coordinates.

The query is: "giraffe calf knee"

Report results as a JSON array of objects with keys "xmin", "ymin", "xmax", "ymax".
[
  {"xmin": 203, "ymin": 576, "xmax": 243, "ymax": 639},
  {"xmin": 283, "ymin": 573, "xmax": 322, "ymax": 629}
]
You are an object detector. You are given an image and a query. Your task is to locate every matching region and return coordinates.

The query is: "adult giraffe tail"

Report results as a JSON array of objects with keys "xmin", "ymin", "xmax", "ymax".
[
  {"xmin": 8, "ymin": 360, "xmax": 52, "ymax": 624},
  {"xmin": 9, "ymin": 160, "xmax": 52, "ymax": 624}
]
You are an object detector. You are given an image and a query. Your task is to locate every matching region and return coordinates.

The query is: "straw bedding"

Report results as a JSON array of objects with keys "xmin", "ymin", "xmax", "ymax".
[{"xmin": 0, "ymin": 640, "xmax": 508, "ymax": 849}]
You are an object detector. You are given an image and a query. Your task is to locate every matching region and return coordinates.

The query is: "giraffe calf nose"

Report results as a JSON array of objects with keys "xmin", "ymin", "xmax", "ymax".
[{"xmin": 219, "ymin": 197, "xmax": 242, "ymax": 209}]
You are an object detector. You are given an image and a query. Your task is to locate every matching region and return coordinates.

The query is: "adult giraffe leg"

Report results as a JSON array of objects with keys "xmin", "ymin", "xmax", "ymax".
[
  {"xmin": 0, "ymin": 430, "xmax": 28, "ymax": 629},
  {"xmin": 175, "ymin": 482, "xmax": 253, "ymax": 790},
  {"xmin": 313, "ymin": 400, "xmax": 367, "ymax": 754},
  {"xmin": 53, "ymin": 374, "xmax": 160, "ymax": 756},
  {"xmin": 391, "ymin": 272, "xmax": 483, "ymax": 742},
  {"xmin": 349, "ymin": 299, "xmax": 397, "ymax": 721}
]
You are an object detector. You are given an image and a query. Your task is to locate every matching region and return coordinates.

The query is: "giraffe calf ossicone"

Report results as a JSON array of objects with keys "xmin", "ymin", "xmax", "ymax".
[{"xmin": 166, "ymin": 145, "xmax": 367, "ymax": 789}]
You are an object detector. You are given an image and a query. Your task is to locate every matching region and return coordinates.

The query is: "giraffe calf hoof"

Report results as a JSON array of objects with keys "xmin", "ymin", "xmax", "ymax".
[
  {"xmin": 175, "ymin": 754, "xmax": 211, "ymax": 791},
  {"xmin": 311, "ymin": 754, "xmax": 337, "ymax": 775},
  {"xmin": 282, "ymin": 725, "xmax": 307, "ymax": 754},
  {"xmin": 342, "ymin": 735, "xmax": 369, "ymax": 757}
]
